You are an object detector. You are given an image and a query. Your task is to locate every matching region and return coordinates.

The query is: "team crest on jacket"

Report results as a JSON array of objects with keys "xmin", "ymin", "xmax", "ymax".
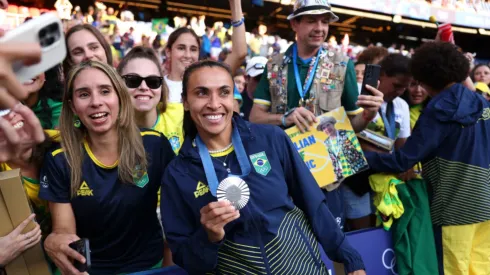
[{"xmin": 249, "ymin": 151, "xmax": 271, "ymax": 176}]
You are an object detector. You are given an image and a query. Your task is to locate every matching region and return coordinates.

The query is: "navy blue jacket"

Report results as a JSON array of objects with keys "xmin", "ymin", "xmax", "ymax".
[
  {"xmin": 161, "ymin": 116, "xmax": 364, "ymax": 274},
  {"xmin": 365, "ymin": 84, "xmax": 490, "ymax": 226}
]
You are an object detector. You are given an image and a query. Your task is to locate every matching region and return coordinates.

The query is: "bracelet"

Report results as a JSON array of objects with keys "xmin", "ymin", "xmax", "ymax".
[
  {"xmin": 231, "ymin": 17, "xmax": 245, "ymax": 28},
  {"xmin": 281, "ymin": 115, "xmax": 287, "ymax": 127}
]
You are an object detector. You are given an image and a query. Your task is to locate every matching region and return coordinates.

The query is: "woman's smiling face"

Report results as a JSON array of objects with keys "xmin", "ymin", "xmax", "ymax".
[{"xmin": 184, "ymin": 66, "xmax": 234, "ymax": 139}]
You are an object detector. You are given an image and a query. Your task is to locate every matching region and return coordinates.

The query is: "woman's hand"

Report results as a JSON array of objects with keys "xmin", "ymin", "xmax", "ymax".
[
  {"xmin": 0, "ymin": 39, "xmax": 41, "ymax": 109},
  {"xmin": 44, "ymin": 233, "xmax": 86, "ymax": 275},
  {"xmin": 200, "ymin": 201, "xmax": 240, "ymax": 243},
  {"xmin": 397, "ymin": 168, "xmax": 417, "ymax": 182},
  {"xmin": 0, "ymin": 214, "xmax": 41, "ymax": 266},
  {"xmin": 357, "ymin": 84, "xmax": 384, "ymax": 120},
  {"xmin": 0, "ymin": 104, "xmax": 45, "ymax": 162}
]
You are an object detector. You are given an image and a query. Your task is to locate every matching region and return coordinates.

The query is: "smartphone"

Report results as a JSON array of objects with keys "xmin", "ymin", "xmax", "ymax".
[
  {"xmin": 360, "ymin": 64, "xmax": 381, "ymax": 96},
  {"xmin": 0, "ymin": 13, "xmax": 66, "ymax": 83},
  {"xmin": 69, "ymin": 238, "xmax": 91, "ymax": 273}
]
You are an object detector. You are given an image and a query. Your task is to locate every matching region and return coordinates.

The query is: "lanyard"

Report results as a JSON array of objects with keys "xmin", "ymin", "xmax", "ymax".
[
  {"xmin": 292, "ymin": 44, "xmax": 322, "ymax": 101},
  {"xmin": 379, "ymin": 101, "xmax": 396, "ymax": 141},
  {"xmin": 196, "ymin": 124, "xmax": 251, "ymax": 197}
]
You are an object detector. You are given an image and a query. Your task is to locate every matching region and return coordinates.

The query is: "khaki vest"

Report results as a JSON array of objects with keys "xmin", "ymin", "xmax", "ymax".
[{"xmin": 267, "ymin": 47, "xmax": 349, "ymax": 116}]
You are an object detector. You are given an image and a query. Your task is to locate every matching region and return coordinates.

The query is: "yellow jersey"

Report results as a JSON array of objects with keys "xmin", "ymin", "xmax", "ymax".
[{"xmin": 152, "ymin": 103, "xmax": 184, "ymax": 154}]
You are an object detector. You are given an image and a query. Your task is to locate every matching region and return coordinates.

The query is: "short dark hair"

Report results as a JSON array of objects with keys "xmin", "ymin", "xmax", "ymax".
[
  {"xmin": 357, "ymin": 46, "xmax": 389, "ymax": 64},
  {"xmin": 379, "ymin": 54, "xmax": 411, "ymax": 77},
  {"xmin": 63, "ymin": 24, "xmax": 113, "ymax": 75},
  {"xmin": 182, "ymin": 60, "xmax": 233, "ymax": 138},
  {"xmin": 117, "ymin": 46, "xmax": 168, "ymax": 113},
  {"xmin": 410, "ymin": 42, "xmax": 469, "ymax": 91}
]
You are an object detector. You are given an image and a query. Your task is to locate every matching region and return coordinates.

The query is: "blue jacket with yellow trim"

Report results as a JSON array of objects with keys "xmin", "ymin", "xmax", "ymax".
[
  {"xmin": 161, "ymin": 116, "xmax": 364, "ymax": 274},
  {"xmin": 365, "ymin": 83, "xmax": 490, "ymax": 226}
]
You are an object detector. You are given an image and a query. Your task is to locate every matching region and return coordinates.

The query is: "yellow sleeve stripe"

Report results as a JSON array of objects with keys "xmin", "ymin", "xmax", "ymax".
[
  {"xmin": 51, "ymin": 148, "xmax": 64, "ymax": 157},
  {"xmin": 141, "ymin": 131, "xmax": 161, "ymax": 137},
  {"xmin": 253, "ymin": 99, "xmax": 271, "ymax": 106},
  {"xmin": 346, "ymin": 108, "xmax": 364, "ymax": 116}
]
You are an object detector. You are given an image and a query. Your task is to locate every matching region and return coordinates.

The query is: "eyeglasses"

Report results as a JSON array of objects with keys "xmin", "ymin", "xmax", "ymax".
[{"xmin": 122, "ymin": 75, "xmax": 163, "ymax": 89}]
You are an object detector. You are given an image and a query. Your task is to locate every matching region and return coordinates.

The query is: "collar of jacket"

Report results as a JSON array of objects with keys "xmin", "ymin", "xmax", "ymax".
[
  {"xmin": 179, "ymin": 114, "xmax": 254, "ymax": 163},
  {"xmin": 427, "ymin": 83, "xmax": 486, "ymax": 126}
]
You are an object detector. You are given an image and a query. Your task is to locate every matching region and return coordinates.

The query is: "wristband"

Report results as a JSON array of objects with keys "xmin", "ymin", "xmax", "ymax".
[
  {"xmin": 281, "ymin": 115, "xmax": 287, "ymax": 127},
  {"xmin": 231, "ymin": 17, "xmax": 245, "ymax": 28}
]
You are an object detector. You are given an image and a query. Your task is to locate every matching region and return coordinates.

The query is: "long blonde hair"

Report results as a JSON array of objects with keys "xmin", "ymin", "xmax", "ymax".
[{"xmin": 60, "ymin": 61, "xmax": 148, "ymax": 197}]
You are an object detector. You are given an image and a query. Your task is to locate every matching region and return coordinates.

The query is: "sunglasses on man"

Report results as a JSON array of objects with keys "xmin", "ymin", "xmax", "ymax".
[{"xmin": 122, "ymin": 75, "xmax": 163, "ymax": 89}]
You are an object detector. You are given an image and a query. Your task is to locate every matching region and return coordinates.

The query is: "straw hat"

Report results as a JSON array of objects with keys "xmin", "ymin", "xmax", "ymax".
[
  {"xmin": 317, "ymin": 116, "xmax": 337, "ymax": 131},
  {"xmin": 287, "ymin": 0, "xmax": 339, "ymax": 22}
]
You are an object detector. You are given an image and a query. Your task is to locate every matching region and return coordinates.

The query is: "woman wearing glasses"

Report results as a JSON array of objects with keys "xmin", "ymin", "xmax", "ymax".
[{"xmin": 117, "ymin": 46, "xmax": 183, "ymax": 153}]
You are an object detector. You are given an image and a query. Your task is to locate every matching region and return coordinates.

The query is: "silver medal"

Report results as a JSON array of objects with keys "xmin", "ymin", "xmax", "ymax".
[{"xmin": 217, "ymin": 177, "xmax": 250, "ymax": 210}]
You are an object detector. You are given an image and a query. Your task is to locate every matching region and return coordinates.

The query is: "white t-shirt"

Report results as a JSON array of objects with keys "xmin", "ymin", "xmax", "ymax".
[
  {"xmin": 164, "ymin": 75, "xmax": 183, "ymax": 103},
  {"xmin": 371, "ymin": 97, "xmax": 410, "ymax": 139}
]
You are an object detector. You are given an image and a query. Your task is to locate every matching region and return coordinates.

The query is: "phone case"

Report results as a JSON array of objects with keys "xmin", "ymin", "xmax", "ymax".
[
  {"xmin": 360, "ymin": 64, "xmax": 381, "ymax": 96},
  {"xmin": 0, "ymin": 13, "xmax": 66, "ymax": 83},
  {"xmin": 357, "ymin": 129, "xmax": 394, "ymax": 151},
  {"xmin": 69, "ymin": 239, "xmax": 91, "ymax": 272}
]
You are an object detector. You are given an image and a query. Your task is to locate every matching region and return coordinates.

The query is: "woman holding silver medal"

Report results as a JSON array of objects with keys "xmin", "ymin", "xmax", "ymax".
[{"xmin": 161, "ymin": 60, "xmax": 366, "ymax": 275}]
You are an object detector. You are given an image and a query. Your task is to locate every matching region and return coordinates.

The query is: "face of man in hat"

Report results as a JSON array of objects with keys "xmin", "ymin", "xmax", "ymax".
[
  {"xmin": 291, "ymin": 14, "xmax": 330, "ymax": 51},
  {"xmin": 322, "ymin": 121, "xmax": 336, "ymax": 136}
]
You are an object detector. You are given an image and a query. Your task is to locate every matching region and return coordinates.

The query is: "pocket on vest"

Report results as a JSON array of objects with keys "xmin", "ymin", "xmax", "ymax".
[{"xmin": 319, "ymin": 84, "xmax": 342, "ymax": 112}]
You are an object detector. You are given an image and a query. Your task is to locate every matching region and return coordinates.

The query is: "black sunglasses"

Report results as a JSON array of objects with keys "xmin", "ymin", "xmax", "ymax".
[{"xmin": 122, "ymin": 75, "xmax": 163, "ymax": 89}]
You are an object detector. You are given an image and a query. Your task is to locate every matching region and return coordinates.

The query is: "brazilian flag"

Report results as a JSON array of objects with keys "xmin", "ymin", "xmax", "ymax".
[{"xmin": 152, "ymin": 18, "xmax": 169, "ymax": 34}]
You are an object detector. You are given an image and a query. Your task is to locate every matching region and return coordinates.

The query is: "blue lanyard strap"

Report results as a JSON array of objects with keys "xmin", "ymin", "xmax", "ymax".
[
  {"xmin": 292, "ymin": 44, "xmax": 322, "ymax": 101},
  {"xmin": 196, "ymin": 124, "xmax": 251, "ymax": 197},
  {"xmin": 379, "ymin": 101, "xmax": 396, "ymax": 141}
]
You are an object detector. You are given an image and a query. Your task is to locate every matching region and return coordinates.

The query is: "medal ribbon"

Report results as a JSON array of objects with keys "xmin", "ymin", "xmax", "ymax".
[
  {"xmin": 379, "ymin": 101, "xmax": 396, "ymax": 142},
  {"xmin": 292, "ymin": 43, "xmax": 322, "ymax": 103},
  {"xmin": 196, "ymin": 123, "xmax": 251, "ymax": 197}
]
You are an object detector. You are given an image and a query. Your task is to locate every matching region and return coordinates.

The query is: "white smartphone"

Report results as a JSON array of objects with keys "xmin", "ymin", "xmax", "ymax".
[{"xmin": 0, "ymin": 13, "xmax": 66, "ymax": 83}]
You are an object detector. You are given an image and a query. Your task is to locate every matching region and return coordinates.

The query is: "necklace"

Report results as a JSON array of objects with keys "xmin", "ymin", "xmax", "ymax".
[
  {"xmin": 208, "ymin": 143, "xmax": 233, "ymax": 155},
  {"xmin": 213, "ymin": 154, "xmax": 231, "ymax": 173}
]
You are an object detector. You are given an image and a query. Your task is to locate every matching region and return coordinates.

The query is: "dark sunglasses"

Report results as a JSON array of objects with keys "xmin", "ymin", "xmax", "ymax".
[{"xmin": 122, "ymin": 75, "xmax": 163, "ymax": 89}]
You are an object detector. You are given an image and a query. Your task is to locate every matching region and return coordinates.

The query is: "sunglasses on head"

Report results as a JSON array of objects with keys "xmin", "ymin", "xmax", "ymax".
[{"xmin": 122, "ymin": 75, "xmax": 163, "ymax": 89}]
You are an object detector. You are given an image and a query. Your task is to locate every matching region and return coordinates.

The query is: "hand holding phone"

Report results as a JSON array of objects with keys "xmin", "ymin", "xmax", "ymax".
[
  {"xmin": 69, "ymin": 238, "xmax": 91, "ymax": 273},
  {"xmin": 0, "ymin": 13, "xmax": 66, "ymax": 83},
  {"xmin": 360, "ymin": 64, "xmax": 381, "ymax": 96}
]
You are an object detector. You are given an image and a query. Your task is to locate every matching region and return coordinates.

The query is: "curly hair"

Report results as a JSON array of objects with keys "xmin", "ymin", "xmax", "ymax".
[{"xmin": 410, "ymin": 42, "xmax": 469, "ymax": 91}]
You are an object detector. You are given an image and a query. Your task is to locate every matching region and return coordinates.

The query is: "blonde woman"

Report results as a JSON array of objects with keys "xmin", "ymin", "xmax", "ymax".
[{"xmin": 40, "ymin": 61, "xmax": 175, "ymax": 274}]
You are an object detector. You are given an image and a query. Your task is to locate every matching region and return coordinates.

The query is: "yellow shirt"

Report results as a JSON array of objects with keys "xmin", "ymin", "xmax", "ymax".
[
  {"xmin": 152, "ymin": 103, "xmax": 184, "ymax": 154},
  {"xmin": 410, "ymin": 105, "xmax": 423, "ymax": 130}
]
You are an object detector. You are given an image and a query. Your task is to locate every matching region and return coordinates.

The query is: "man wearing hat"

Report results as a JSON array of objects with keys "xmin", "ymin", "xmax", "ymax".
[
  {"xmin": 250, "ymin": 0, "xmax": 383, "ymax": 134},
  {"xmin": 317, "ymin": 116, "xmax": 367, "ymax": 182},
  {"xmin": 241, "ymin": 56, "xmax": 268, "ymax": 120},
  {"xmin": 249, "ymin": 0, "xmax": 382, "ymax": 239}
]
